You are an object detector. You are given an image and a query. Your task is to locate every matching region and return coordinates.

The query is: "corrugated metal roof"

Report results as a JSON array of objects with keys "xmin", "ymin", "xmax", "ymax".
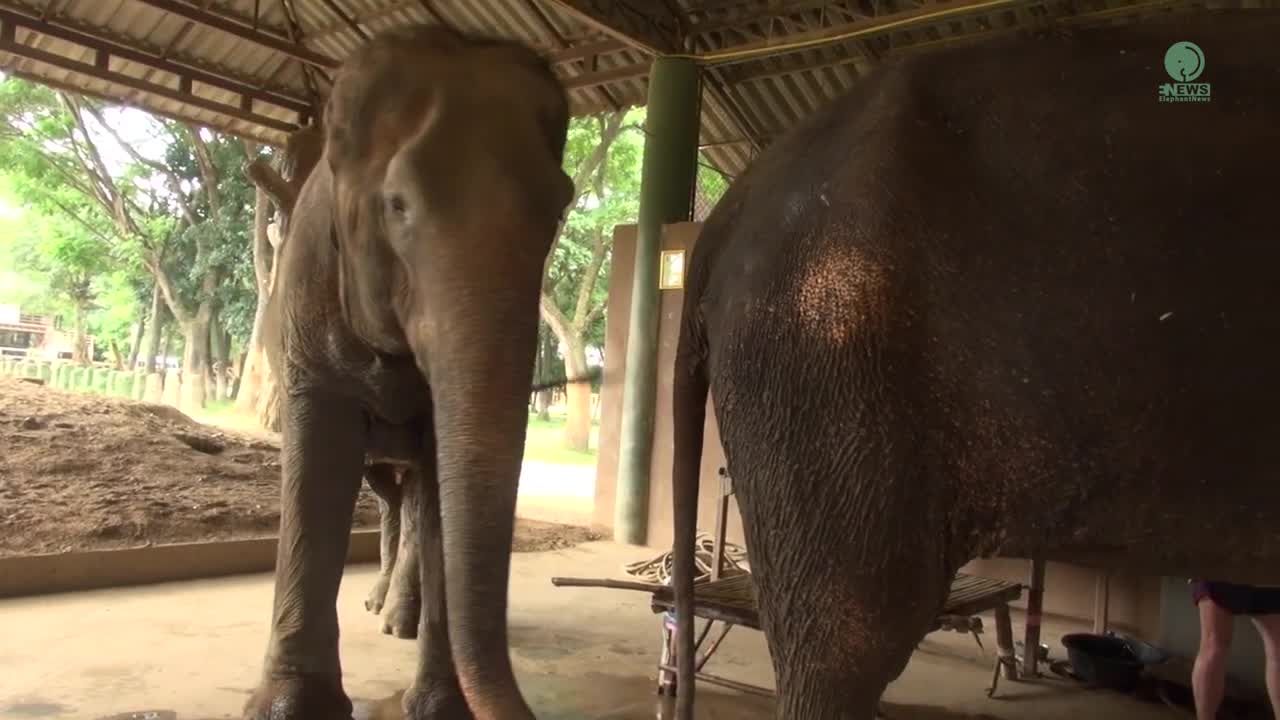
[{"xmin": 0, "ymin": 0, "xmax": 1273, "ymax": 177}]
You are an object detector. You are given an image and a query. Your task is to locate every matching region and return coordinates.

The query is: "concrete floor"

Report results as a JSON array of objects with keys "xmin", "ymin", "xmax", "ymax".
[{"xmin": 0, "ymin": 541, "xmax": 1187, "ymax": 720}]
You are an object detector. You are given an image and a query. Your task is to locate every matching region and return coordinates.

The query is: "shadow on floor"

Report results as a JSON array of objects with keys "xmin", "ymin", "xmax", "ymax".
[{"xmin": 339, "ymin": 690, "xmax": 1014, "ymax": 720}]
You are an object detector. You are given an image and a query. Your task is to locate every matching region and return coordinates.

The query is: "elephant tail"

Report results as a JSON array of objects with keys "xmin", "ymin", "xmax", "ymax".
[{"xmin": 671, "ymin": 310, "xmax": 709, "ymax": 720}]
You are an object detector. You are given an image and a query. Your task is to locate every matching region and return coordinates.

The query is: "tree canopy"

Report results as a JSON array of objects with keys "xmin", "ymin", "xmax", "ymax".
[{"xmin": 0, "ymin": 75, "xmax": 733, "ymax": 447}]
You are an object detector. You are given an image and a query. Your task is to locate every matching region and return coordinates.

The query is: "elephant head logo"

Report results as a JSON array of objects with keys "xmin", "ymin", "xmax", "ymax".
[{"xmin": 1164, "ymin": 41, "xmax": 1205, "ymax": 83}]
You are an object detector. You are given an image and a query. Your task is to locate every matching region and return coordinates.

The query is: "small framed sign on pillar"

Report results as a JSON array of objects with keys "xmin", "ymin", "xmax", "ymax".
[{"xmin": 659, "ymin": 249, "xmax": 685, "ymax": 290}]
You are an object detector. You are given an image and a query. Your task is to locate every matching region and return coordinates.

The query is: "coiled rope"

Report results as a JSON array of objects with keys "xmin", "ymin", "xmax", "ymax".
[{"xmin": 622, "ymin": 531, "xmax": 750, "ymax": 585}]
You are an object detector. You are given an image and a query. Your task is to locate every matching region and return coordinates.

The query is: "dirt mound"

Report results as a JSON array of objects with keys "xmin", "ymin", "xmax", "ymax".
[{"xmin": 0, "ymin": 377, "xmax": 602, "ymax": 557}]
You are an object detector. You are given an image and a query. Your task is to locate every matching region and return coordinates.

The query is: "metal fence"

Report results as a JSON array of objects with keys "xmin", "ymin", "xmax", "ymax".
[{"xmin": 693, "ymin": 160, "xmax": 732, "ymax": 222}]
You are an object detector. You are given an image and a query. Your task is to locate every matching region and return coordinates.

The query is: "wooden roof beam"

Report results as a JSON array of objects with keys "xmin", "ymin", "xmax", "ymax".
[
  {"xmin": 131, "ymin": 0, "xmax": 338, "ymax": 69},
  {"xmin": 0, "ymin": 65, "xmax": 286, "ymax": 146},
  {"xmin": 0, "ymin": 17, "xmax": 298, "ymax": 133},
  {"xmin": 0, "ymin": 7, "xmax": 311, "ymax": 115}
]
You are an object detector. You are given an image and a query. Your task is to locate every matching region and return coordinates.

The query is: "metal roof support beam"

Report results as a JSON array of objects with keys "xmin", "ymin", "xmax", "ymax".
[
  {"xmin": 549, "ymin": 38, "xmax": 628, "ymax": 62},
  {"xmin": 131, "ymin": 0, "xmax": 338, "ymax": 69},
  {"xmin": 0, "ymin": 18, "xmax": 298, "ymax": 133},
  {"xmin": 691, "ymin": 0, "xmax": 861, "ymax": 39},
  {"xmin": 316, "ymin": 0, "xmax": 369, "ymax": 41},
  {"xmin": 561, "ymin": 61, "xmax": 651, "ymax": 89},
  {"xmin": 524, "ymin": 0, "xmax": 621, "ymax": 111},
  {"xmin": 0, "ymin": 8, "xmax": 311, "ymax": 116},
  {"xmin": 692, "ymin": 0, "xmax": 1033, "ymax": 65},
  {"xmin": 539, "ymin": 0, "xmax": 679, "ymax": 55}
]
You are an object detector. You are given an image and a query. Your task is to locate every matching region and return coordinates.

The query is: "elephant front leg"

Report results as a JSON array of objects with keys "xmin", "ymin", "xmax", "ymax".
[
  {"xmin": 381, "ymin": 466, "xmax": 423, "ymax": 639},
  {"xmin": 244, "ymin": 389, "xmax": 368, "ymax": 720},
  {"xmin": 403, "ymin": 437, "xmax": 472, "ymax": 719},
  {"xmin": 363, "ymin": 464, "xmax": 402, "ymax": 615}
]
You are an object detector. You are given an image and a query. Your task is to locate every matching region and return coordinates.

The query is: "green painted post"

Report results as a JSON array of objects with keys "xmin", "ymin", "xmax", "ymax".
[
  {"xmin": 118, "ymin": 372, "xmax": 136, "ymax": 398},
  {"xmin": 133, "ymin": 370, "xmax": 147, "ymax": 400},
  {"xmin": 39, "ymin": 363, "xmax": 52, "ymax": 382},
  {"xmin": 96, "ymin": 368, "xmax": 111, "ymax": 395},
  {"xmin": 614, "ymin": 57, "xmax": 703, "ymax": 546}
]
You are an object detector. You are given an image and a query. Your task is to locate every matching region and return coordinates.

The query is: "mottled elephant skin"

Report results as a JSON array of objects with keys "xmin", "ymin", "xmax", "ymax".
[
  {"xmin": 668, "ymin": 13, "xmax": 1280, "ymax": 720},
  {"xmin": 243, "ymin": 24, "xmax": 574, "ymax": 720}
]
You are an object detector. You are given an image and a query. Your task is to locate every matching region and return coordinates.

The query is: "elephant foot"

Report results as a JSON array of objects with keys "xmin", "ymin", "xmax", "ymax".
[
  {"xmin": 243, "ymin": 673, "xmax": 352, "ymax": 720},
  {"xmin": 365, "ymin": 575, "xmax": 392, "ymax": 614},
  {"xmin": 380, "ymin": 594, "xmax": 421, "ymax": 639},
  {"xmin": 403, "ymin": 682, "xmax": 473, "ymax": 720}
]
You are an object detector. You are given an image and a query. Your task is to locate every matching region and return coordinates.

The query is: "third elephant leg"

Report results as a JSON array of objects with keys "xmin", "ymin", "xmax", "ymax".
[
  {"xmin": 364, "ymin": 463, "xmax": 402, "ymax": 614},
  {"xmin": 381, "ymin": 466, "xmax": 424, "ymax": 639}
]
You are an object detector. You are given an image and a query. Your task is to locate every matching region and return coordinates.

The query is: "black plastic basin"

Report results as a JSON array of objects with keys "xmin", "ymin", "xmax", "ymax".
[{"xmin": 1061, "ymin": 632, "xmax": 1145, "ymax": 691}]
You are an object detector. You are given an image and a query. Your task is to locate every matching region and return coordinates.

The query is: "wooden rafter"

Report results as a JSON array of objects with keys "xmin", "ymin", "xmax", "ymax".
[
  {"xmin": 0, "ymin": 15, "xmax": 298, "ymax": 132},
  {"xmin": 0, "ymin": 7, "xmax": 311, "ymax": 116},
  {"xmin": 130, "ymin": 0, "xmax": 337, "ymax": 68}
]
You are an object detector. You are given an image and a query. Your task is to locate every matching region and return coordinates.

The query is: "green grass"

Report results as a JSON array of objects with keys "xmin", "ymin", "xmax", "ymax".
[
  {"xmin": 142, "ymin": 389, "xmax": 596, "ymax": 468},
  {"xmin": 523, "ymin": 411, "xmax": 600, "ymax": 466},
  {"xmin": 201, "ymin": 398, "xmax": 237, "ymax": 416}
]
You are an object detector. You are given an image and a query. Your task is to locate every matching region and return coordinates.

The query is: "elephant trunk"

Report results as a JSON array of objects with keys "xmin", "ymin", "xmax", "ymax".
[{"xmin": 424, "ymin": 298, "xmax": 539, "ymax": 720}]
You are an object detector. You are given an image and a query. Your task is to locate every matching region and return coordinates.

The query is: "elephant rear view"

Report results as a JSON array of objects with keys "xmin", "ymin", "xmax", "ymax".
[{"xmin": 668, "ymin": 11, "xmax": 1280, "ymax": 720}]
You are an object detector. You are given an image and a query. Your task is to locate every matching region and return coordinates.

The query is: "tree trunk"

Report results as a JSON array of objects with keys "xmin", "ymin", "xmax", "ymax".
[
  {"xmin": 145, "ymin": 286, "xmax": 164, "ymax": 374},
  {"xmin": 179, "ymin": 287, "xmax": 215, "ymax": 411},
  {"xmin": 127, "ymin": 311, "xmax": 147, "ymax": 371},
  {"xmin": 161, "ymin": 322, "xmax": 175, "ymax": 371},
  {"xmin": 258, "ymin": 372, "xmax": 281, "ymax": 432},
  {"xmin": 109, "ymin": 340, "xmax": 125, "ymax": 371},
  {"xmin": 535, "ymin": 325, "xmax": 553, "ymax": 421},
  {"xmin": 236, "ymin": 177, "xmax": 276, "ymax": 417},
  {"xmin": 209, "ymin": 308, "xmax": 229, "ymax": 403},
  {"xmin": 231, "ymin": 349, "xmax": 247, "ymax": 401},
  {"xmin": 72, "ymin": 301, "xmax": 89, "ymax": 365},
  {"xmin": 562, "ymin": 339, "xmax": 592, "ymax": 453}
]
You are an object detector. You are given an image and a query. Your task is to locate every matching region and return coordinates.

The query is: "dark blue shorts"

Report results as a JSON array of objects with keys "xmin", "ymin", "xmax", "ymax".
[{"xmin": 1192, "ymin": 580, "xmax": 1280, "ymax": 616}]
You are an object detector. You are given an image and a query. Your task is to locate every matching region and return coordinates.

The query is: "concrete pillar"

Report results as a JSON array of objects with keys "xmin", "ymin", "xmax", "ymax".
[{"xmin": 614, "ymin": 56, "xmax": 703, "ymax": 546}]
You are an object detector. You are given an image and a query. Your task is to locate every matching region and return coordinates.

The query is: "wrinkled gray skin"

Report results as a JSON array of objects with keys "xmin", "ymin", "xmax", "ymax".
[
  {"xmin": 247, "ymin": 120, "xmax": 593, "ymax": 645},
  {"xmin": 243, "ymin": 24, "xmax": 573, "ymax": 720},
  {"xmin": 670, "ymin": 13, "xmax": 1280, "ymax": 720},
  {"xmin": 247, "ymin": 125, "xmax": 427, "ymax": 640}
]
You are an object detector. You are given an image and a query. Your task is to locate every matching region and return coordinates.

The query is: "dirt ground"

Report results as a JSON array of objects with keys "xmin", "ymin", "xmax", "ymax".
[{"xmin": 0, "ymin": 376, "xmax": 602, "ymax": 557}]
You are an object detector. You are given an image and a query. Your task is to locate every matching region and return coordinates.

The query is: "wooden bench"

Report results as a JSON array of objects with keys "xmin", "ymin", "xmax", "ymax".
[{"xmin": 552, "ymin": 468, "xmax": 1027, "ymax": 701}]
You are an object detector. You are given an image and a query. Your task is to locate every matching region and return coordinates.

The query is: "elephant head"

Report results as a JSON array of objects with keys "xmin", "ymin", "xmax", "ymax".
[{"xmin": 321, "ymin": 25, "xmax": 573, "ymax": 715}]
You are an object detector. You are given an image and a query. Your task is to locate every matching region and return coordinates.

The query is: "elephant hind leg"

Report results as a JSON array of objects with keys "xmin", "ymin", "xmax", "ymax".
[
  {"xmin": 733, "ymin": 453, "xmax": 951, "ymax": 719},
  {"xmin": 381, "ymin": 466, "xmax": 424, "ymax": 639},
  {"xmin": 364, "ymin": 463, "xmax": 402, "ymax": 614},
  {"xmin": 754, "ymin": 542, "xmax": 949, "ymax": 719}
]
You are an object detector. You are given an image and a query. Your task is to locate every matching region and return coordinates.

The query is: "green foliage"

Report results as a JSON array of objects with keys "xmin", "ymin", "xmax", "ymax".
[
  {"xmin": 0, "ymin": 77, "xmax": 261, "ymax": 365},
  {"xmin": 543, "ymin": 108, "xmax": 646, "ymax": 356}
]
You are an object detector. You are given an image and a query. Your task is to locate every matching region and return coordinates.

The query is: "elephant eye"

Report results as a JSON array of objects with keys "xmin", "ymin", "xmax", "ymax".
[{"xmin": 384, "ymin": 192, "xmax": 408, "ymax": 220}]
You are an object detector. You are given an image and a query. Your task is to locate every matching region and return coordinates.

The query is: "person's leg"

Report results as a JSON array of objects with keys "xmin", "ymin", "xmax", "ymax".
[
  {"xmin": 1251, "ymin": 612, "xmax": 1280, "ymax": 715},
  {"xmin": 1193, "ymin": 587, "xmax": 1235, "ymax": 720}
]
